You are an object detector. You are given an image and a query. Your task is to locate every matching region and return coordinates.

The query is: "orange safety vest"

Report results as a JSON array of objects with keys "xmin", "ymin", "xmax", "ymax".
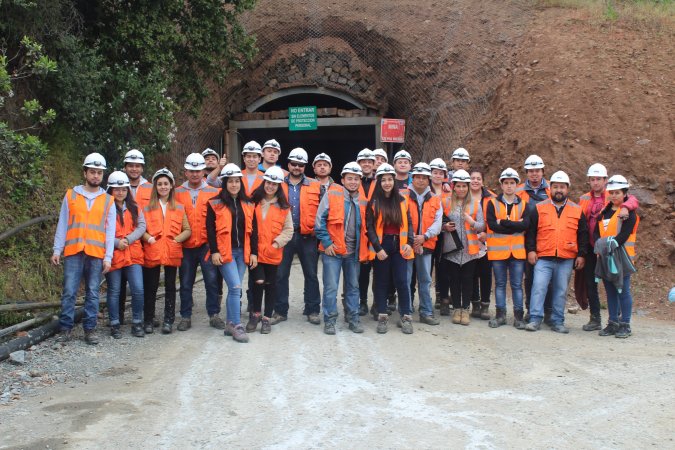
[
  {"xmin": 142, "ymin": 204, "xmax": 186, "ymax": 268},
  {"xmin": 64, "ymin": 189, "xmax": 113, "ymax": 259},
  {"xmin": 242, "ymin": 171, "xmax": 264, "ymax": 197},
  {"xmin": 367, "ymin": 197, "xmax": 414, "ymax": 261},
  {"xmin": 175, "ymin": 185, "xmax": 220, "ymax": 248},
  {"xmin": 534, "ymin": 199, "xmax": 583, "ymax": 259},
  {"xmin": 318, "ymin": 185, "xmax": 369, "ymax": 262},
  {"xmin": 408, "ymin": 191, "xmax": 442, "ymax": 251},
  {"xmin": 485, "ymin": 198, "xmax": 526, "ymax": 261},
  {"xmin": 281, "ymin": 178, "xmax": 321, "ymax": 235},
  {"xmin": 598, "ymin": 209, "xmax": 640, "ymax": 261},
  {"xmin": 111, "ymin": 208, "xmax": 145, "ymax": 271},
  {"xmin": 441, "ymin": 196, "xmax": 481, "ymax": 255},
  {"xmin": 358, "ymin": 179, "xmax": 376, "ymax": 201},
  {"xmin": 134, "ymin": 182, "xmax": 153, "ymax": 210},
  {"xmin": 578, "ymin": 191, "xmax": 608, "ymax": 219},
  {"xmin": 208, "ymin": 198, "xmax": 255, "ymax": 264},
  {"xmin": 255, "ymin": 201, "xmax": 290, "ymax": 265},
  {"xmin": 516, "ymin": 182, "xmax": 550, "ymax": 203}
]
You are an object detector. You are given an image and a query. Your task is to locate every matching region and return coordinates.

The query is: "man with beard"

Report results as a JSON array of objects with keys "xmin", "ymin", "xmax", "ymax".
[
  {"xmin": 525, "ymin": 171, "xmax": 588, "ymax": 333},
  {"xmin": 51, "ymin": 153, "xmax": 116, "ymax": 345}
]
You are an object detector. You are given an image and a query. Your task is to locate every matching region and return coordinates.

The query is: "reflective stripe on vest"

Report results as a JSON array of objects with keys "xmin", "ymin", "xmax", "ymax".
[
  {"xmin": 64, "ymin": 190, "xmax": 112, "ymax": 259},
  {"xmin": 367, "ymin": 197, "xmax": 413, "ymax": 261},
  {"xmin": 486, "ymin": 199, "xmax": 525, "ymax": 260},
  {"xmin": 599, "ymin": 209, "xmax": 640, "ymax": 261},
  {"xmin": 142, "ymin": 204, "xmax": 185, "ymax": 268},
  {"xmin": 535, "ymin": 199, "xmax": 582, "ymax": 259}
]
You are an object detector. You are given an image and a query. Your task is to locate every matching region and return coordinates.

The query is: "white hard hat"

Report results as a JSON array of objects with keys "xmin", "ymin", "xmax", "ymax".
[
  {"xmin": 550, "ymin": 170, "xmax": 571, "ymax": 186},
  {"xmin": 313, "ymin": 153, "xmax": 332, "ymax": 166},
  {"xmin": 106, "ymin": 171, "xmax": 130, "ymax": 190},
  {"xmin": 123, "ymin": 149, "xmax": 145, "ymax": 165},
  {"xmin": 152, "ymin": 167, "xmax": 174, "ymax": 184},
  {"xmin": 262, "ymin": 139, "xmax": 281, "ymax": 153},
  {"xmin": 83, "ymin": 152, "xmax": 107, "ymax": 170},
  {"xmin": 451, "ymin": 147, "xmax": 470, "ymax": 161},
  {"xmin": 242, "ymin": 141, "xmax": 262, "ymax": 155},
  {"xmin": 288, "ymin": 147, "xmax": 309, "ymax": 164},
  {"xmin": 184, "ymin": 153, "xmax": 206, "ymax": 170},
  {"xmin": 587, "ymin": 163, "xmax": 608, "ymax": 178},
  {"xmin": 357, "ymin": 148, "xmax": 375, "ymax": 161},
  {"xmin": 372, "ymin": 148, "xmax": 388, "ymax": 162},
  {"xmin": 375, "ymin": 163, "xmax": 396, "ymax": 177},
  {"xmin": 429, "ymin": 158, "xmax": 448, "ymax": 172},
  {"xmin": 451, "ymin": 169, "xmax": 471, "ymax": 183},
  {"xmin": 201, "ymin": 148, "xmax": 219, "ymax": 158},
  {"xmin": 499, "ymin": 167, "xmax": 521, "ymax": 183},
  {"xmin": 393, "ymin": 149, "xmax": 412, "ymax": 162},
  {"xmin": 262, "ymin": 166, "xmax": 285, "ymax": 184},
  {"xmin": 410, "ymin": 162, "xmax": 432, "ymax": 177},
  {"xmin": 524, "ymin": 154, "xmax": 545, "ymax": 170},
  {"xmin": 341, "ymin": 161, "xmax": 363, "ymax": 177},
  {"xmin": 219, "ymin": 163, "xmax": 243, "ymax": 178},
  {"xmin": 606, "ymin": 175, "xmax": 630, "ymax": 191}
]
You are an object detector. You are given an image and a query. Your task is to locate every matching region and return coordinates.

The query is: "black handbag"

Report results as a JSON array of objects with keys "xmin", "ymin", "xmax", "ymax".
[{"xmin": 442, "ymin": 229, "xmax": 464, "ymax": 255}]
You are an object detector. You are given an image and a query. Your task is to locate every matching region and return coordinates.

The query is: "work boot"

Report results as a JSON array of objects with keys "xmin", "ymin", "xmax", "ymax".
[
  {"xmin": 110, "ymin": 325, "xmax": 122, "ymax": 339},
  {"xmin": 544, "ymin": 310, "xmax": 553, "ymax": 327},
  {"xmin": 582, "ymin": 314, "xmax": 602, "ymax": 331},
  {"xmin": 460, "ymin": 308, "xmax": 471, "ymax": 326},
  {"xmin": 359, "ymin": 302, "xmax": 368, "ymax": 316},
  {"xmin": 488, "ymin": 308, "xmax": 507, "ymax": 328},
  {"xmin": 153, "ymin": 318, "xmax": 160, "ymax": 328},
  {"xmin": 246, "ymin": 313, "xmax": 261, "ymax": 332},
  {"xmin": 471, "ymin": 301, "xmax": 481, "ymax": 318},
  {"xmin": 440, "ymin": 298, "xmax": 451, "ymax": 316},
  {"xmin": 131, "ymin": 323, "xmax": 145, "ymax": 338},
  {"xmin": 525, "ymin": 320, "xmax": 541, "ymax": 332},
  {"xmin": 451, "ymin": 309, "xmax": 462, "ymax": 324},
  {"xmin": 84, "ymin": 329, "xmax": 99, "ymax": 345},
  {"xmin": 260, "ymin": 318, "xmax": 272, "ymax": 334},
  {"xmin": 161, "ymin": 322, "xmax": 172, "ymax": 334},
  {"xmin": 480, "ymin": 302, "xmax": 490, "ymax": 320},
  {"xmin": 599, "ymin": 321, "xmax": 619, "ymax": 336},
  {"xmin": 349, "ymin": 320, "xmax": 364, "ymax": 334},
  {"xmin": 420, "ymin": 314, "xmax": 440, "ymax": 325},
  {"xmin": 55, "ymin": 329, "xmax": 72, "ymax": 343},
  {"xmin": 513, "ymin": 310, "xmax": 526, "ymax": 330},
  {"xmin": 398, "ymin": 315, "xmax": 414, "ymax": 334},
  {"xmin": 550, "ymin": 323, "xmax": 570, "ymax": 334},
  {"xmin": 307, "ymin": 313, "xmax": 321, "ymax": 325},
  {"xmin": 615, "ymin": 322, "xmax": 632, "ymax": 339},
  {"xmin": 387, "ymin": 294, "xmax": 397, "ymax": 313},
  {"xmin": 209, "ymin": 314, "xmax": 225, "ymax": 330},
  {"xmin": 177, "ymin": 318, "xmax": 191, "ymax": 331},
  {"xmin": 144, "ymin": 322, "xmax": 154, "ymax": 334},
  {"xmin": 231, "ymin": 323, "xmax": 249, "ymax": 343},
  {"xmin": 376, "ymin": 314, "xmax": 389, "ymax": 334},
  {"xmin": 269, "ymin": 312, "xmax": 287, "ymax": 325},
  {"xmin": 324, "ymin": 321, "xmax": 336, "ymax": 335}
]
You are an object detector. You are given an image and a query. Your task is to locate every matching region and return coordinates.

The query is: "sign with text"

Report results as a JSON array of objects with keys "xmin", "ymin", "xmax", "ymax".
[
  {"xmin": 380, "ymin": 118, "xmax": 406, "ymax": 143},
  {"xmin": 289, "ymin": 106, "xmax": 317, "ymax": 131}
]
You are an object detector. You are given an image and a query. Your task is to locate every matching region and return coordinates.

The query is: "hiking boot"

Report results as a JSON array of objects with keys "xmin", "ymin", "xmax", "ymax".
[
  {"xmin": 110, "ymin": 325, "xmax": 122, "ymax": 339},
  {"xmin": 376, "ymin": 315, "xmax": 389, "ymax": 334},
  {"xmin": 399, "ymin": 315, "xmax": 414, "ymax": 334},
  {"xmin": 359, "ymin": 303, "xmax": 368, "ymax": 316},
  {"xmin": 524, "ymin": 311, "xmax": 530, "ymax": 322},
  {"xmin": 513, "ymin": 310, "xmax": 526, "ymax": 330},
  {"xmin": 55, "ymin": 329, "xmax": 72, "ymax": 343},
  {"xmin": 230, "ymin": 323, "xmax": 250, "ymax": 343},
  {"xmin": 480, "ymin": 302, "xmax": 491, "ymax": 320},
  {"xmin": 615, "ymin": 322, "xmax": 632, "ymax": 339},
  {"xmin": 550, "ymin": 323, "xmax": 569, "ymax": 334},
  {"xmin": 420, "ymin": 314, "xmax": 440, "ymax": 325},
  {"xmin": 451, "ymin": 309, "xmax": 462, "ymax": 324},
  {"xmin": 370, "ymin": 304, "xmax": 378, "ymax": 321},
  {"xmin": 599, "ymin": 321, "xmax": 619, "ymax": 336},
  {"xmin": 161, "ymin": 322, "xmax": 172, "ymax": 334},
  {"xmin": 471, "ymin": 301, "xmax": 481, "ymax": 318},
  {"xmin": 269, "ymin": 313, "xmax": 287, "ymax": 325},
  {"xmin": 489, "ymin": 308, "xmax": 507, "ymax": 328},
  {"xmin": 582, "ymin": 315, "xmax": 602, "ymax": 331},
  {"xmin": 460, "ymin": 309, "xmax": 471, "ymax": 326},
  {"xmin": 153, "ymin": 318, "xmax": 160, "ymax": 328},
  {"xmin": 209, "ymin": 314, "xmax": 226, "ymax": 330},
  {"xmin": 349, "ymin": 320, "xmax": 364, "ymax": 333},
  {"xmin": 324, "ymin": 321, "xmax": 336, "ymax": 335},
  {"xmin": 84, "ymin": 329, "xmax": 99, "ymax": 345},
  {"xmin": 440, "ymin": 298, "xmax": 451, "ymax": 316},
  {"xmin": 131, "ymin": 323, "xmax": 145, "ymax": 338},
  {"xmin": 387, "ymin": 294, "xmax": 396, "ymax": 313},
  {"xmin": 177, "ymin": 318, "xmax": 191, "ymax": 331},
  {"xmin": 246, "ymin": 313, "xmax": 261, "ymax": 332},
  {"xmin": 525, "ymin": 321, "xmax": 541, "ymax": 332},
  {"xmin": 144, "ymin": 322, "xmax": 154, "ymax": 334},
  {"xmin": 307, "ymin": 313, "xmax": 321, "ymax": 325},
  {"xmin": 260, "ymin": 318, "xmax": 272, "ymax": 334},
  {"xmin": 544, "ymin": 310, "xmax": 553, "ymax": 327}
]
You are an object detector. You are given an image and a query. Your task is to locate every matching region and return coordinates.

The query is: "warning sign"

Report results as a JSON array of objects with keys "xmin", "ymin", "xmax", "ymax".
[
  {"xmin": 380, "ymin": 118, "xmax": 406, "ymax": 143},
  {"xmin": 289, "ymin": 106, "xmax": 317, "ymax": 131}
]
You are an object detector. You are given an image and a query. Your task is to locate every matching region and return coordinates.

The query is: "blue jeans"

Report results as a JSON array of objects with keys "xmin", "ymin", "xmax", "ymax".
[
  {"xmin": 59, "ymin": 252, "xmax": 103, "ymax": 331},
  {"xmin": 603, "ymin": 275, "xmax": 632, "ymax": 324},
  {"xmin": 321, "ymin": 253, "xmax": 360, "ymax": 324},
  {"xmin": 106, "ymin": 264, "xmax": 144, "ymax": 325},
  {"xmin": 492, "ymin": 258, "xmax": 525, "ymax": 311},
  {"xmin": 407, "ymin": 253, "xmax": 433, "ymax": 316},
  {"xmin": 218, "ymin": 248, "xmax": 247, "ymax": 325},
  {"xmin": 373, "ymin": 235, "xmax": 412, "ymax": 316},
  {"xmin": 275, "ymin": 233, "xmax": 320, "ymax": 316},
  {"xmin": 179, "ymin": 244, "xmax": 220, "ymax": 318},
  {"xmin": 530, "ymin": 258, "xmax": 574, "ymax": 325}
]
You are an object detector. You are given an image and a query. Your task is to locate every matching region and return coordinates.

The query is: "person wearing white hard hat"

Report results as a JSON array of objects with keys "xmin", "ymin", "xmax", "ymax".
[
  {"xmin": 429, "ymin": 158, "xmax": 448, "ymax": 197},
  {"xmin": 485, "ymin": 168, "xmax": 531, "ymax": 329},
  {"xmin": 174, "ymin": 153, "xmax": 222, "ymax": 332},
  {"xmin": 429, "ymin": 157, "xmax": 449, "ymax": 310},
  {"xmin": 449, "ymin": 148, "xmax": 470, "ymax": 178},
  {"xmin": 104, "ymin": 171, "xmax": 147, "ymax": 339},
  {"xmin": 393, "ymin": 149, "xmax": 413, "ymax": 190},
  {"xmin": 271, "ymin": 148, "xmax": 322, "ymax": 326},
  {"xmin": 315, "ymin": 162, "xmax": 369, "ymax": 335},
  {"xmin": 372, "ymin": 148, "xmax": 388, "ymax": 169},
  {"xmin": 259, "ymin": 139, "xmax": 282, "ymax": 172},
  {"xmin": 51, "ymin": 153, "xmax": 116, "ymax": 345},
  {"xmin": 525, "ymin": 171, "xmax": 589, "ymax": 334},
  {"xmin": 576, "ymin": 164, "xmax": 638, "ymax": 332},
  {"xmin": 211, "ymin": 140, "xmax": 266, "ymax": 196},
  {"xmin": 594, "ymin": 175, "xmax": 640, "ymax": 339},
  {"xmin": 123, "ymin": 149, "xmax": 152, "ymax": 207},
  {"xmin": 248, "ymin": 166, "xmax": 294, "ymax": 334},
  {"xmin": 201, "ymin": 147, "xmax": 221, "ymax": 176},
  {"xmin": 312, "ymin": 153, "xmax": 333, "ymax": 198},
  {"xmin": 356, "ymin": 149, "xmax": 378, "ymax": 315}
]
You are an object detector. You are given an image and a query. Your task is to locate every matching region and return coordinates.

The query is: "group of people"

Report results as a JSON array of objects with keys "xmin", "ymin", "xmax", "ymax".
[{"xmin": 51, "ymin": 140, "xmax": 640, "ymax": 344}]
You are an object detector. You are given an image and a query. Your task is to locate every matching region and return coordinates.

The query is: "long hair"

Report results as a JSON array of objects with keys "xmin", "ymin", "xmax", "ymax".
[
  {"xmin": 250, "ymin": 181, "xmax": 290, "ymax": 209},
  {"xmin": 149, "ymin": 176, "xmax": 176, "ymax": 210},
  {"xmin": 450, "ymin": 184, "xmax": 472, "ymax": 214},
  {"xmin": 115, "ymin": 190, "xmax": 139, "ymax": 227},
  {"xmin": 218, "ymin": 176, "xmax": 251, "ymax": 212},
  {"xmin": 369, "ymin": 177, "xmax": 403, "ymax": 227}
]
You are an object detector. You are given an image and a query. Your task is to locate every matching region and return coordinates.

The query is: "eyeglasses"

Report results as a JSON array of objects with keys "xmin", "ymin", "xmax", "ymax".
[{"xmin": 289, "ymin": 162, "xmax": 305, "ymax": 168}]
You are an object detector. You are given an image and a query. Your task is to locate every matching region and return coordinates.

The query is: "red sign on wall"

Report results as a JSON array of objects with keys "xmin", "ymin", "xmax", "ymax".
[{"xmin": 380, "ymin": 118, "xmax": 406, "ymax": 143}]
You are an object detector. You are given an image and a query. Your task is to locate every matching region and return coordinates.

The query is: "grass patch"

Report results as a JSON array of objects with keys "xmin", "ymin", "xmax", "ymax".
[{"xmin": 535, "ymin": 0, "xmax": 675, "ymax": 27}]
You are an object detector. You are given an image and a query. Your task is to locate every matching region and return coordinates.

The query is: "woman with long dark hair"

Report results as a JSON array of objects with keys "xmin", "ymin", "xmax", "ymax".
[{"xmin": 469, "ymin": 167, "xmax": 496, "ymax": 320}]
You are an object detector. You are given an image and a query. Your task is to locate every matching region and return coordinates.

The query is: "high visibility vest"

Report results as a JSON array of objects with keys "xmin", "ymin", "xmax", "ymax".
[
  {"xmin": 367, "ymin": 197, "xmax": 414, "ymax": 261},
  {"xmin": 281, "ymin": 178, "xmax": 321, "ymax": 235},
  {"xmin": 242, "ymin": 172, "xmax": 264, "ymax": 197},
  {"xmin": 255, "ymin": 202, "xmax": 290, "ymax": 265},
  {"xmin": 134, "ymin": 182, "xmax": 153, "ymax": 210},
  {"xmin": 142, "ymin": 204, "xmax": 185, "ymax": 268},
  {"xmin": 485, "ymin": 199, "xmax": 526, "ymax": 261},
  {"xmin": 318, "ymin": 185, "xmax": 369, "ymax": 261},
  {"xmin": 63, "ymin": 189, "xmax": 113, "ymax": 259},
  {"xmin": 578, "ymin": 191, "xmax": 608, "ymax": 219},
  {"xmin": 534, "ymin": 199, "xmax": 583, "ymax": 259},
  {"xmin": 111, "ymin": 209, "xmax": 144, "ymax": 271},
  {"xmin": 175, "ymin": 185, "xmax": 220, "ymax": 248},
  {"xmin": 358, "ymin": 180, "xmax": 376, "ymax": 201},
  {"xmin": 408, "ymin": 192, "xmax": 442, "ymax": 251},
  {"xmin": 208, "ymin": 198, "xmax": 254, "ymax": 264},
  {"xmin": 598, "ymin": 209, "xmax": 640, "ymax": 261},
  {"xmin": 516, "ymin": 182, "xmax": 550, "ymax": 204},
  {"xmin": 441, "ymin": 196, "xmax": 481, "ymax": 255}
]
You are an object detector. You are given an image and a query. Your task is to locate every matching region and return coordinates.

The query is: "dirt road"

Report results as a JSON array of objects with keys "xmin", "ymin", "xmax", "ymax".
[{"xmin": 1, "ymin": 266, "xmax": 674, "ymax": 449}]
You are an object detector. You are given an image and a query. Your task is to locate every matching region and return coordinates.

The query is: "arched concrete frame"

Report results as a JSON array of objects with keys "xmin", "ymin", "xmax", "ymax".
[{"xmin": 245, "ymin": 86, "xmax": 367, "ymax": 113}]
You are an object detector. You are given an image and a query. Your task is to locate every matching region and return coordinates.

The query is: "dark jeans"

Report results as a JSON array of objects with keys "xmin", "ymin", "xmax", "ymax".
[
  {"xmin": 143, "ymin": 265, "xmax": 177, "ymax": 324},
  {"xmin": 275, "ymin": 233, "xmax": 320, "ymax": 316},
  {"xmin": 584, "ymin": 251, "xmax": 601, "ymax": 317},
  {"xmin": 472, "ymin": 254, "xmax": 492, "ymax": 304},
  {"xmin": 118, "ymin": 271, "xmax": 127, "ymax": 323},
  {"xmin": 251, "ymin": 263, "xmax": 277, "ymax": 318},
  {"xmin": 373, "ymin": 235, "xmax": 412, "ymax": 315},
  {"xmin": 179, "ymin": 244, "xmax": 220, "ymax": 318},
  {"xmin": 445, "ymin": 258, "xmax": 478, "ymax": 309},
  {"xmin": 359, "ymin": 262, "xmax": 372, "ymax": 305},
  {"xmin": 525, "ymin": 261, "xmax": 552, "ymax": 313}
]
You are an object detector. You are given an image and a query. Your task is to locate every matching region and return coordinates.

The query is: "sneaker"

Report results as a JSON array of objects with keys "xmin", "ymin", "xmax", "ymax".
[
  {"xmin": 599, "ymin": 321, "xmax": 619, "ymax": 336},
  {"xmin": 260, "ymin": 318, "xmax": 272, "ymax": 334},
  {"xmin": 161, "ymin": 322, "xmax": 172, "ymax": 334},
  {"xmin": 376, "ymin": 315, "xmax": 389, "ymax": 334},
  {"xmin": 358, "ymin": 303, "xmax": 368, "ymax": 316},
  {"xmin": 615, "ymin": 322, "xmax": 632, "ymax": 339},
  {"xmin": 582, "ymin": 315, "xmax": 602, "ymax": 331},
  {"xmin": 55, "ymin": 329, "xmax": 72, "ymax": 343},
  {"xmin": 177, "ymin": 318, "xmax": 191, "ymax": 331},
  {"xmin": 84, "ymin": 329, "xmax": 99, "ymax": 345},
  {"xmin": 231, "ymin": 323, "xmax": 250, "ymax": 343},
  {"xmin": 399, "ymin": 315, "xmax": 414, "ymax": 334},
  {"xmin": 209, "ymin": 315, "xmax": 226, "ymax": 330},
  {"xmin": 451, "ymin": 309, "xmax": 462, "ymax": 324},
  {"xmin": 525, "ymin": 321, "xmax": 541, "ymax": 332},
  {"xmin": 550, "ymin": 324, "xmax": 569, "ymax": 334},
  {"xmin": 460, "ymin": 309, "xmax": 471, "ymax": 326},
  {"xmin": 324, "ymin": 321, "xmax": 336, "ymax": 335},
  {"xmin": 131, "ymin": 324, "xmax": 145, "ymax": 338},
  {"xmin": 246, "ymin": 313, "xmax": 261, "ymax": 332},
  {"xmin": 144, "ymin": 322, "xmax": 154, "ymax": 334},
  {"xmin": 110, "ymin": 326, "xmax": 122, "ymax": 339},
  {"xmin": 307, "ymin": 313, "xmax": 321, "ymax": 325},
  {"xmin": 420, "ymin": 314, "xmax": 440, "ymax": 325},
  {"xmin": 269, "ymin": 313, "xmax": 287, "ymax": 325},
  {"xmin": 349, "ymin": 321, "xmax": 364, "ymax": 333}
]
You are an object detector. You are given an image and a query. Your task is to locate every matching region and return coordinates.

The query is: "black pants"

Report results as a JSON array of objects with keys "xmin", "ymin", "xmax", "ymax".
[
  {"xmin": 445, "ymin": 258, "xmax": 478, "ymax": 309},
  {"xmin": 524, "ymin": 261, "xmax": 552, "ymax": 313},
  {"xmin": 584, "ymin": 251, "xmax": 601, "ymax": 317},
  {"xmin": 251, "ymin": 263, "xmax": 277, "ymax": 317},
  {"xmin": 359, "ymin": 262, "xmax": 372, "ymax": 305},
  {"xmin": 143, "ymin": 265, "xmax": 177, "ymax": 324},
  {"xmin": 372, "ymin": 235, "xmax": 412, "ymax": 315},
  {"xmin": 472, "ymin": 254, "xmax": 492, "ymax": 304}
]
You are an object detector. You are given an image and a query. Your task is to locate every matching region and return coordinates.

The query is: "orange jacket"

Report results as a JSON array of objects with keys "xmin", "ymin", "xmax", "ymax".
[
  {"xmin": 408, "ymin": 191, "xmax": 442, "ymax": 251},
  {"xmin": 142, "ymin": 204, "xmax": 186, "ymax": 268},
  {"xmin": 366, "ymin": 197, "xmax": 414, "ymax": 261},
  {"xmin": 175, "ymin": 184, "xmax": 220, "ymax": 248},
  {"xmin": 316, "ymin": 184, "xmax": 369, "ymax": 262},
  {"xmin": 442, "ymin": 196, "xmax": 481, "ymax": 255},
  {"xmin": 516, "ymin": 182, "xmax": 550, "ymax": 204},
  {"xmin": 534, "ymin": 199, "xmax": 583, "ymax": 259},
  {"xmin": 111, "ymin": 209, "xmax": 145, "ymax": 271},
  {"xmin": 64, "ymin": 189, "xmax": 113, "ymax": 259},
  {"xmin": 598, "ymin": 209, "xmax": 640, "ymax": 261},
  {"xmin": 208, "ymin": 198, "xmax": 254, "ymax": 264},
  {"xmin": 486, "ymin": 198, "xmax": 526, "ymax": 260},
  {"xmin": 255, "ymin": 202, "xmax": 290, "ymax": 265},
  {"xmin": 281, "ymin": 177, "xmax": 321, "ymax": 235}
]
